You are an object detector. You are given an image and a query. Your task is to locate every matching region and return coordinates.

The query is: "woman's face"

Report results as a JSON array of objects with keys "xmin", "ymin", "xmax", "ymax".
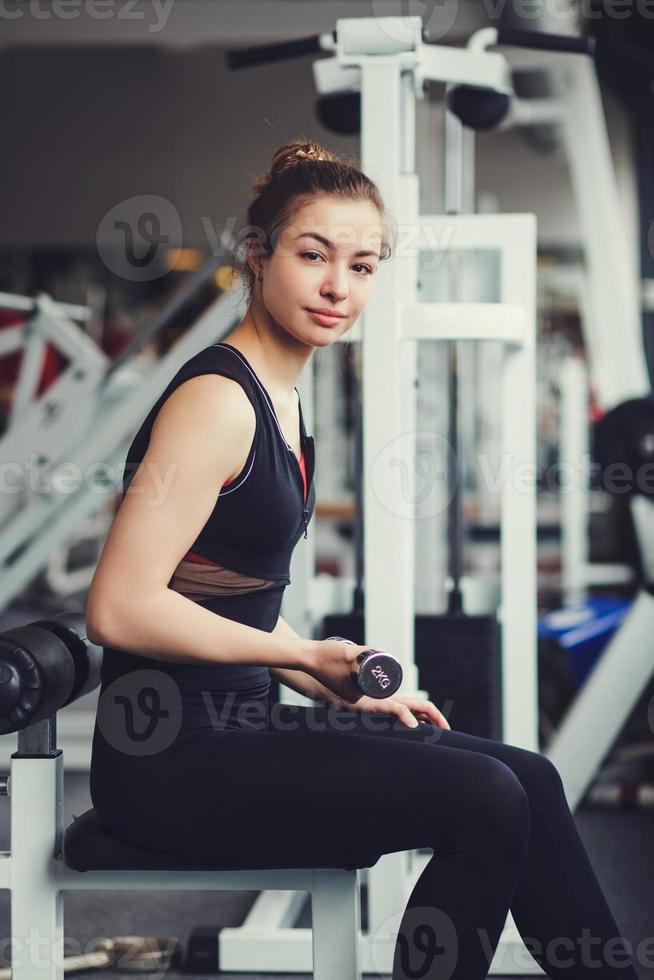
[{"xmin": 254, "ymin": 195, "xmax": 384, "ymax": 347}]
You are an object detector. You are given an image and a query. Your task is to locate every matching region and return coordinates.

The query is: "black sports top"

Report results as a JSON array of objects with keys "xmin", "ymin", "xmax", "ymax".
[{"xmin": 97, "ymin": 341, "xmax": 316, "ymax": 697}]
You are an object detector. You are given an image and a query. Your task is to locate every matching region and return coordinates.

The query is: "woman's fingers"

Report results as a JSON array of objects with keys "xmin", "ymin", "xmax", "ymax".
[
  {"xmin": 398, "ymin": 706, "xmax": 420, "ymax": 729},
  {"xmin": 395, "ymin": 696, "xmax": 451, "ymax": 730},
  {"xmin": 349, "ymin": 694, "xmax": 452, "ymax": 730},
  {"xmin": 417, "ymin": 700, "xmax": 450, "ymax": 729}
]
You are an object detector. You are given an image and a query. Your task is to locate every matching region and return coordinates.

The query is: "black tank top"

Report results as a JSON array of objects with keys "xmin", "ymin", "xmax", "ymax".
[{"xmin": 97, "ymin": 342, "xmax": 316, "ymax": 697}]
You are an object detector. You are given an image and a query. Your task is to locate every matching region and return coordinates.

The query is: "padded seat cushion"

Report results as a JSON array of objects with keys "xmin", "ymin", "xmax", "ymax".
[{"xmin": 63, "ymin": 808, "xmax": 380, "ymax": 873}]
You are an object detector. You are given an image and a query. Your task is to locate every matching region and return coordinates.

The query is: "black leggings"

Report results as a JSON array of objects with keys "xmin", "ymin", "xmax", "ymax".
[{"xmin": 91, "ymin": 691, "xmax": 640, "ymax": 980}]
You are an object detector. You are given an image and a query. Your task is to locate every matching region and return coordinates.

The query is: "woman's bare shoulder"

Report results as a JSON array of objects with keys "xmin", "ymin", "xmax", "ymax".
[{"xmin": 152, "ymin": 373, "xmax": 256, "ymax": 435}]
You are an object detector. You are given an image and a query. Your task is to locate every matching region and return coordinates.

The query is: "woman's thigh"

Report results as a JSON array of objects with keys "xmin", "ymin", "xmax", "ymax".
[
  {"xmin": 285, "ymin": 700, "xmax": 563, "ymax": 814},
  {"xmin": 297, "ymin": 701, "xmax": 565, "ymax": 845},
  {"xmin": 267, "ymin": 699, "xmax": 558, "ymax": 780},
  {"xmin": 117, "ymin": 701, "xmax": 534, "ymax": 867}
]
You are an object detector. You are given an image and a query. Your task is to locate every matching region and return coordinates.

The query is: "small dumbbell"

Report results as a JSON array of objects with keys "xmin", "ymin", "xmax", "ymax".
[{"xmin": 325, "ymin": 636, "xmax": 403, "ymax": 699}]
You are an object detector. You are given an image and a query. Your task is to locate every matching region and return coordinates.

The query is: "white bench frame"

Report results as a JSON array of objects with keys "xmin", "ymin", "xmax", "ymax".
[{"xmin": 0, "ymin": 723, "xmax": 362, "ymax": 979}]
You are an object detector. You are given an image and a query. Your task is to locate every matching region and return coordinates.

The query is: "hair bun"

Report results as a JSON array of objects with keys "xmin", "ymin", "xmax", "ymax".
[
  {"xmin": 271, "ymin": 138, "xmax": 335, "ymax": 175},
  {"xmin": 294, "ymin": 148, "xmax": 324, "ymax": 160},
  {"xmin": 250, "ymin": 138, "xmax": 336, "ymax": 199}
]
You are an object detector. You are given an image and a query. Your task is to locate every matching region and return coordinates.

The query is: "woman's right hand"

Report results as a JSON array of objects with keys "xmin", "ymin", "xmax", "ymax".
[{"xmin": 304, "ymin": 638, "xmax": 372, "ymax": 705}]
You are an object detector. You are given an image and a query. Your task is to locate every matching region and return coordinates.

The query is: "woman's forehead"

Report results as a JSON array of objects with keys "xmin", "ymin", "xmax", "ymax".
[{"xmin": 280, "ymin": 200, "xmax": 384, "ymax": 255}]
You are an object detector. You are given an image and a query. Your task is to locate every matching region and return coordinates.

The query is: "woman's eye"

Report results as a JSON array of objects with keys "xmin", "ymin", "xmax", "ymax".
[{"xmin": 302, "ymin": 252, "xmax": 373, "ymax": 275}]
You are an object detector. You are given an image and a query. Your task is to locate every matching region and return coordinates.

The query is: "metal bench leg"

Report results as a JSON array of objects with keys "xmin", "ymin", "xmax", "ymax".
[
  {"xmin": 12, "ymin": 879, "xmax": 63, "ymax": 980},
  {"xmin": 12, "ymin": 754, "xmax": 63, "ymax": 979},
  {"xmin": 311, "ymin": 869, "xmax": 362, "ymax": 980}
]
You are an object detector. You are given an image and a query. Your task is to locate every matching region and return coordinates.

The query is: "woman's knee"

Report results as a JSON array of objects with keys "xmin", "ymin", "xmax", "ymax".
[
  {"xmin": 534, "ymin": 752, "xmax": 565, "ymax": 792},
  {"xmin": 486, "ymin": 757, "xmax": 531, "ymax": 832},
  {"xmin": 504, "ymin": 746, "xmax": 566, "ymax": 804},
  {"xmin": 444, "ymin": 756, "xmax": 531, "ymax": 859}
]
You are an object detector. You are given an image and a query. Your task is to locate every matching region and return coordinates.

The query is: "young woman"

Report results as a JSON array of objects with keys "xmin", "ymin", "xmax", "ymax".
[{"xmin": 86, "ymin": 138, "xmax": 639, "ymax": 980}]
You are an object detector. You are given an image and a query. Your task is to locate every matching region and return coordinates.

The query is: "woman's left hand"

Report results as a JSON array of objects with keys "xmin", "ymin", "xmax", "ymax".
[{"xmin": 335, "ymin": 692, "xmax": 451, "ymax": 730}]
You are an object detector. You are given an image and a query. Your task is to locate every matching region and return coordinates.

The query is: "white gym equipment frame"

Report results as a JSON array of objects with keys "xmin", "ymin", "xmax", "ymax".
[
  {"xmin": 539, "ymin": 268, "xmax": 635, "ymax": 604},
  {"xmin": 559, "ymin": 354, "xmax": 634, "ymax": 605}
]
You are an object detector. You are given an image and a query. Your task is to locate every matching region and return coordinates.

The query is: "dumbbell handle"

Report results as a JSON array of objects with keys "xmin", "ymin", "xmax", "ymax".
[{"xmin": 324, "ymin": 636, "xmax": 403, "ymax": 699}]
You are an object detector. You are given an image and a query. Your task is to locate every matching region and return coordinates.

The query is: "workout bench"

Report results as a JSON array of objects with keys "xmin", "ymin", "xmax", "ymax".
[{"xmin": 0, "ymin": 613, "xmax": 373, "ymax": 978}]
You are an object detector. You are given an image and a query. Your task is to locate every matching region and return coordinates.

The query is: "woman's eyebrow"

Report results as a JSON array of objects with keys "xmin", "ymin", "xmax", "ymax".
[{"xmin": 295, "ymin": 231, "xmax": 379, "ymax": 260}]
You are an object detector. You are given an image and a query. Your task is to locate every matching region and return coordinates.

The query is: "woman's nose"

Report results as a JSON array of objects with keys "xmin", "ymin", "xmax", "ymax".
[{"xmin": 322, "ymin": 269, "xmax": 348, "ymax": 301}]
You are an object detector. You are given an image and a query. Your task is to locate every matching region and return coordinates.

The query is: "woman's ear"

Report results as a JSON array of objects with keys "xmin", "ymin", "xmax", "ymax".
[
  {"xmin": 245, "ymin": 240, "xmax": 264, "ymax": 282},
  {"xmin": 245, "ymin": 240, "xmax": 256, "ymax": 279}
]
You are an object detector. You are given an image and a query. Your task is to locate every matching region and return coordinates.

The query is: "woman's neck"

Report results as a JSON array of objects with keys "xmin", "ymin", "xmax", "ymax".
[{"xmin": 223, "ymin": 312, "xmax": 313, "ymax": 406}]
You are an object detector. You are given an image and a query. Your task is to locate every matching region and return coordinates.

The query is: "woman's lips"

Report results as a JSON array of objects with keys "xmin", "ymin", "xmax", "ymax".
[{"xmin": 306, "ymin": 309, "xmax": 345, "ymax": 327}]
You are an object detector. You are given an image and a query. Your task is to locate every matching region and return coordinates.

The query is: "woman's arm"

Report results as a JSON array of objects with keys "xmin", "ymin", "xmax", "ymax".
[
  {"xmin": 86, "ymin": 376, "xmax": 312, "ymax": 671},
  {"xmin": 270, "ymin": 614, "xmax": 342, "ymax": 706}
]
